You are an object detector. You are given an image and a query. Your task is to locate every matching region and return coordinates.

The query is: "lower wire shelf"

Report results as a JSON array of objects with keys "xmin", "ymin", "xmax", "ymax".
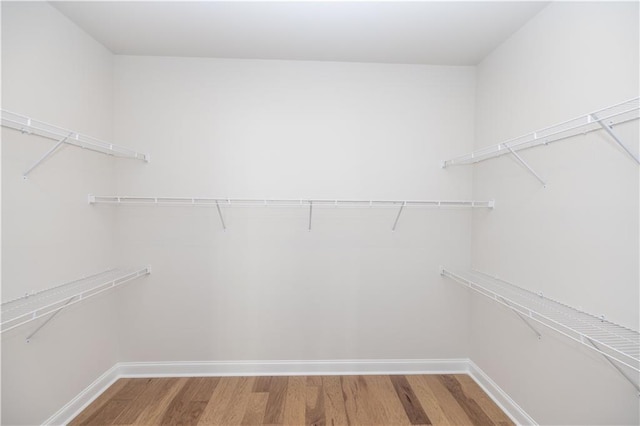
[
  {"xmin": 1, "ymin": 266, "xmax": 151, "ymax": 335},
  {"xmin": 441, "ymin": 268, "xmax": 640, "ymax": 375}
]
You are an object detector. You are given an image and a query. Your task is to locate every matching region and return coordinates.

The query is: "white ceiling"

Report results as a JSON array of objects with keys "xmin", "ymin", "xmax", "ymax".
[{"xmin": 52, "ymin": 1, "xmax": 548, "ymax": 65}]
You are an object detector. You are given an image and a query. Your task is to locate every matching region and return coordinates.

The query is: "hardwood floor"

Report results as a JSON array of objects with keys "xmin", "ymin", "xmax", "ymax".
[{"xmin": 69, "ymin": 374, "xmax": 514, "ymax": 425}]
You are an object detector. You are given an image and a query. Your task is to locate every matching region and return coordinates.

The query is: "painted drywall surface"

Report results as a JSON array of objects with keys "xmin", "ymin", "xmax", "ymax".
[
  {"xmin": 112, "ymin": 56, "xmax": 476, "ymax": 362},
  {"xmin": 469, "ymin": 2, "xmax": 639, "ymax": 424},
  {"xmin": 1, "ymin": 3, "xmax": 118, "ymax": 425}
]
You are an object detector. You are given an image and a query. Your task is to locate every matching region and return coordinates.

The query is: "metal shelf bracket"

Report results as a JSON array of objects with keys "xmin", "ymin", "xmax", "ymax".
[
  {"xmin": 586, "ymin": 337, "xmax": 640, "ymax": 394},
  {"xmin": 25, "ymin": 296, "xmax": 75, "ymax": 343},
  {"xmin": 23, "ymin": 132, "xmax": 73, "ymax": 179},
  {"xmin": 590, "ymin": 113, "xmax": 640, "ymax": 165},
  {"xmin": 498, "ymin": 295, "xmax": 542, "ymax": 339},
  {"xmin": 215, "ymin": 201, "xmax": 226, "ymax": 231},
  {"xmin": 504, "ymin": 143, "xmax": 547, "ymax": 187},
  {"xmin": 392, "ymin": 201, "xmax": 406, "ymax": 231}
]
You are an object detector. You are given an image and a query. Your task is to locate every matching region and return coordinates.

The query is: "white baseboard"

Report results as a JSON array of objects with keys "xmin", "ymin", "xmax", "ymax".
[
  {"xmin": 43, "ymin": 358, "xmax": 536, "ymax": 425},
  {"xmin": 42, "ymin": 364, "xmax": 120, "ymax": 426},
  {"xmin": 467, "ymin": 360, "xmax": 537, "ymax": 426},
  {"xmin": 116, "ymin": 358, "xmax": 469, "ymax": 377}
]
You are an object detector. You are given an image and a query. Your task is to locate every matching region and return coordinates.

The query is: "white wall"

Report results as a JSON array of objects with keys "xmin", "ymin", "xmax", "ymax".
[
  {"xmin": 111, "ymin": 56, "xmax": 477, "ymax": 363},
  {"xmin": 470, "ymin": 2, "xmax": 639, "ymax": 424},
  {"xmin": 1, "ymin": 3, "xmax": 118, "ymax": 425}
]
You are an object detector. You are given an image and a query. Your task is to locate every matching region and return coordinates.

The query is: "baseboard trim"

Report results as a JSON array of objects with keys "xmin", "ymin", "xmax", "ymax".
[
  {"xmin": 116, "ymin": 358, "xmax": 469, "ymax": 377},
  {"xmin": 467, "ymin": 360, "xmax": 537, "ymax": 425},
  {"xmin": 42, "ymin": 363, "xmax": 120, "ymax": 426},
  {"xmin": 43, "ymin": 358, "xmax": 536, "ymax": 425}
]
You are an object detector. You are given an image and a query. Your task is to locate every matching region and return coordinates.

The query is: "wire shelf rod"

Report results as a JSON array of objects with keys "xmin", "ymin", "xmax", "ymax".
[
  {"xmin": 441, "ymin": 268, "xmax": 640, "ymax": 374},
  {"xmin": 443, "ymin": 98, "xmax": 639, "ymax": 167},
  {"xmin": 467, "ymin": 271, "xmax": 638, "ymax": 346},
  {"xmin": 88, "ymin": 195, "xmax": 495, "ymax": 209},
  {"xmin": 472, "ymin": 273, "xmax": 639, "ymax": 344},
  {"xmin": 1, "ymin": 109, "xmax": 150, "ymax": 163},
  {"xmin": 1, "ymin": 267, "xmax": 150, "ymax": 335}
]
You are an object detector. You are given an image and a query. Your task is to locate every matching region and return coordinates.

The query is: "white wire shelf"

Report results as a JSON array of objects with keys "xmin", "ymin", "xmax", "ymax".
[
  {"xmin": 89, "ymin": 196, "xmax": 494, "ymax": 231},
  {"xmin": 442, "ymin": 97, "xmax": 640, "ymax": 168},
  {"xmin": 441, "ymin": 268, "xmax": 640, "ymax": 374},
  {"xmin": 1, "ymin": 110, "xmax": 150, "ymax": 175},
  {"xmin": 88, "ymin": 195, "xmax": 495, "ymax": 209},
  {"xmin": 1, "ymin": 267, "xmax": 150, "ymax": 335}
]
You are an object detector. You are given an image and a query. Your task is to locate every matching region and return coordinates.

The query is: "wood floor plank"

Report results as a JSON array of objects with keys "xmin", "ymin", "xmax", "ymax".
[
  {"xmin": 283, "ymin": 376, "xmax": 306, "ymax": 426},
  {"xmin": 84, "ymin": 399, "xmax": 132, "ymax": 426},
  {"xmin": 198, "ymin": 377, "xmax": 242, "ymax": 425},
  {"xmin": 305, "ymin": 383, "xmax": 325, "ymax": 426},
  {"xmin": 437, "ymin": 375, "xmax": 495, "ymax": 426},
  {"xmin": 70, "ymin": 374, "xmax": 514, "ymax": 426},
  {"xmin": 340, "ymin": 375, "xmax": 373, "ymax": 425},
  {"xmin": 68, "ymin": 379, "xmax": 129, "ymax": 426},
  {"xmin": 191, "ymin": 377, "xmax": 222, "ymax": 402},
  {"xmin": 161, "ymin": 378, "xmax": 220, "ymax": 425},
  {"xmin": 134, "ymin": 378, "xmax": 188, "ymax": 425},
  {"xmin": 423, "ymin": 375, "xmax": 475, "ymax": 426},
  {"xmin": 366, "ymin": 375, "xmax": 412, "ymax": 425},
  {"xmin": 219, "ymin": 377, "xmax": 256, "ymax": 425},
  {"xmin": 263, "ymin": 376, "xmax": 289, "ymax": 425},
  {"xmin": 406, "ymin": 375, "xmax": 453, "ymax": 426},
  {"xmin": 320, "ymin": 376, "xmax": 349, "ymax": 426},
  {"xmin": 113, "ymin": 379, "xmax": 153, "ymax": 401},
  {"xmin": 389, "ymin": 375, "xmax": 431, "ymax": 425},
  {"xmin": 241, "ymin": 392, "xmax": 269, "ymax": 425},
  {"xmin": 306, "ymin": 376, "xmax": 323, "ymax": 386},
  {"xmin": 455, "ymin": 375, "xmax": 514, "ymax": 426},
  {"xmin": 113, "ymin": 378, "xmax": 180, "ymax": 425},
  {"xmin": 254, "ymin": 376, "xmax": 272, "ymax": 393}
]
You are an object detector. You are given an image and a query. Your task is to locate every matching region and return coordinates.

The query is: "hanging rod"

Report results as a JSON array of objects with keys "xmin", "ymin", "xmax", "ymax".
[
  {"xmin": 1, "ymin": 267, "xmax": 150, "ymax": 339},
  {"xmin": 1, "ymin": 110, "xmax": 150, "ymax": 176},
  {"xmin": 88, "ymin": 195, "xmax": 495, "ymax": 209},
  {"xmin": 89, "ymin": 196, "xmax": 494, "ymax": 231},
  {"xmin": 442, "ymin": 97, "xmax": 640, "ymax": 168},
  {"xmin": 440, "ymin": 267, "xmax": 640, "ymax": 392}
]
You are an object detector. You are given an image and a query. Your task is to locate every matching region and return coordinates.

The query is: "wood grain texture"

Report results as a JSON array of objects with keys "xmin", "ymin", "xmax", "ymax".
[
  {"xmin": 70, "ymin": 374, "xmax": 515, "ymax": 426},
  {"xmin": 241, "ymin": 392, "xmax": 269, "ymax": 425},
  {"xmin": 389, "ymin": 375, "xmax": 431, "ymax": 425},
  {"xmin": 283, "ymin": 376, "xmax": 306, "ymax": 425},
  {"xmin": 68, "ymin": 378, "xmax": 129, "ymax": 426},
  {"xmin": 406, "ymin": 375, "xmax": 453, "ymax": 426},
  {"xmin": 454, "ymin": 375, "xmax": 513, "ymax": 425},
  {"xmin": 321, "ymin": 376, "xmax": 349, "ymax": 426}
]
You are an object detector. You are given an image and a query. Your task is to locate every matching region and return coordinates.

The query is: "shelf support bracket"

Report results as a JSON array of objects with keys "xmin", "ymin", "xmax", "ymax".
[
  {"xmin": 215, "ymin": 201, "xmax": 226, "ymax": 231},
  {"xmin": 591, "ymin": 114, "xmax": 640, "ymax": 165},
  {"xmin": 25, "ymin": 296, "xmax": 76, "ymax": 343},
  {"xmin": 392, "ymin": 202, "xmax": 406, "ymax": 231},
  {"xmin": 498, "ymin": 296, "xmax": 542, "ymax": 339},
  {"xmin": 586, "ymin": 337, "xmax": 640, "ymax": 394},
  {"xmin": 504, "ymin": 144, "xmax": 547, "ymax": 187},
  {"xmin": 308, "ymin": 201, "xmax": 313, "ymax": 232},
  {"xmin": 23, "ymin": 132, "xmax": 73, "ymax": 179}
]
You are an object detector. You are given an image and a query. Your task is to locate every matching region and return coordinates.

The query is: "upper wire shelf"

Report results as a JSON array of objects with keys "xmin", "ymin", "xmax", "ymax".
[
  {"xmin": 88, "ymin": 195, "xmax": 495, "ymax": 209},
  {"xmin": 441, "ymin": 268, "xmax": 640, "ymax": 375},
  {"xmin": 1, "ymin": 110, "xmax": 150, "ymax": 176},
  {"xmin": 89, "ymin": 196, "xmax": 494, "ymax": 231},
  {"xmin": 1, "ymin": 266, "xmax": 150, "ymax": 336},
  {"xmin": 442, "ymin": 97, "xmax": 640, "ymax": 169}
]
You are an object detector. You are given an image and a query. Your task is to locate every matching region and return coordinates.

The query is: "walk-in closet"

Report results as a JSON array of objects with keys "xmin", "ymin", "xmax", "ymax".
[{"xmin": 2, "ymin": 1, "xmax": 638, "ymax": 425}]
